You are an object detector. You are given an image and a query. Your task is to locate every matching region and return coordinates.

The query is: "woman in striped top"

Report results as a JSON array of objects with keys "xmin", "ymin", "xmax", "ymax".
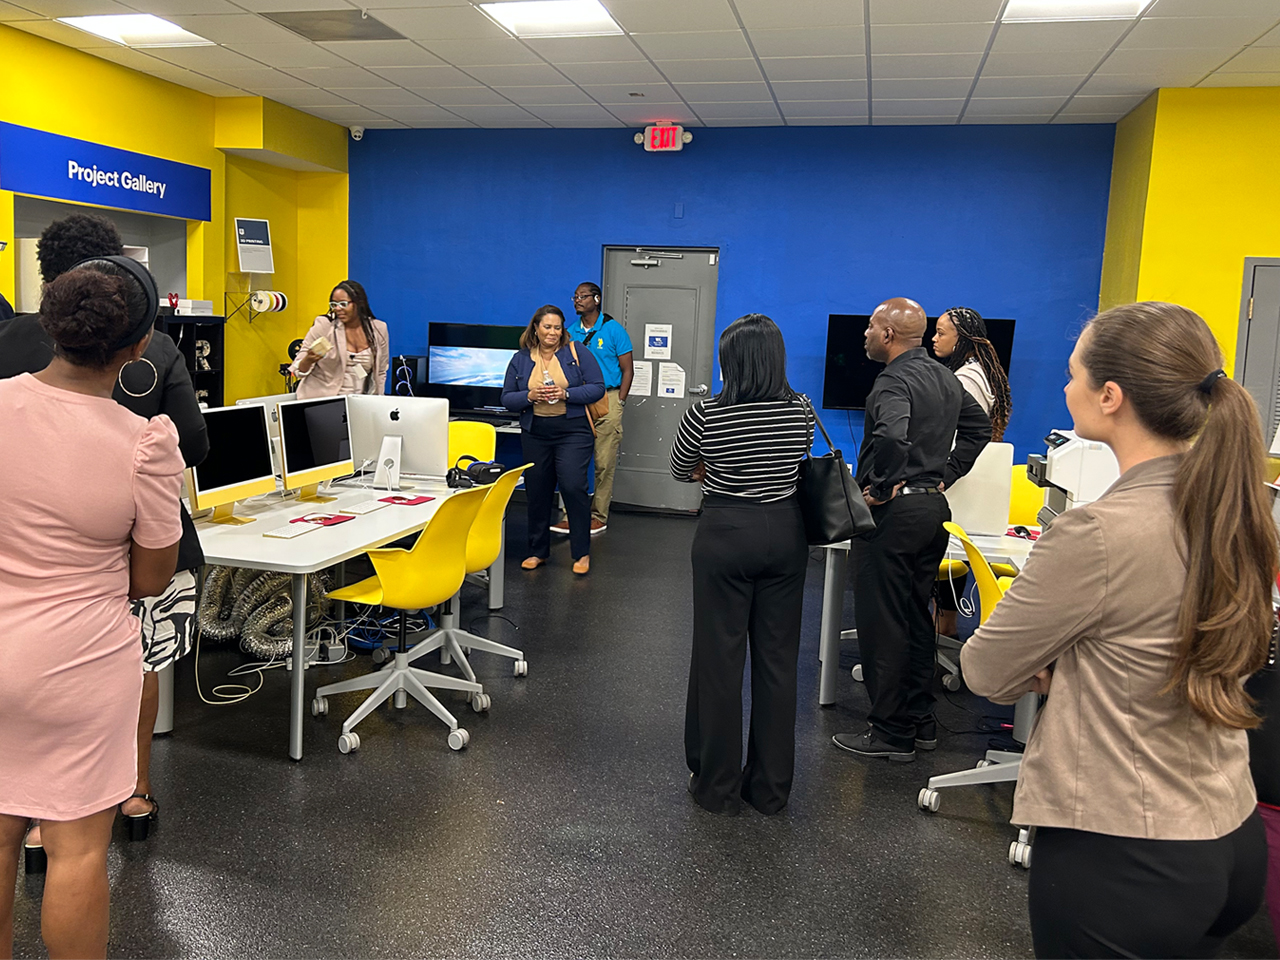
[{"xmin": 672, "ymin": 313, "xmax": 814, "ymax": 816}]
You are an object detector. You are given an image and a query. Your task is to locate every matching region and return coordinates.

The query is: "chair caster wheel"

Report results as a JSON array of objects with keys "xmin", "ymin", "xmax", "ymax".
[
  {"xmin": 394, "ymin": 689, "xmax": 407, "ymax": 709},
  {"xmin": 371, "ymin": 647, "xmax": 389, "ymax": 665},
  {"xmin": 471, "ymin": 693, "xmax": 491, "ymax": 713},
  {"xmin": 1009, "ymin": 840, "xmax": 1032, "ymax": 869},
  {"xmin": 338, "ymin": 732, "xmax": 360, "ymax": 754},
  {"xmin": 448, "ymin": 728, "xmax": 470, "ymax": 751},
  {"xmin": 976, "ymin": 759, "xmax": 994, "ymax": 768},
  {"xmin": 917, "ymin": 787, "xmax": 940, "ymax": 813},
  {"xmin": 513, "ymin": 660, "xmax": 528, "ymax": 677},
  {"xmin": 311, "ymin": 697, "xmax": 329, "ymax": 717},
  {"xmin": 852, "ymin": 664, "xmax": 864, "ymax": 682},
  {"xmin": 943, "ymin": 673, "xmax": 961, "ymax": 692}
]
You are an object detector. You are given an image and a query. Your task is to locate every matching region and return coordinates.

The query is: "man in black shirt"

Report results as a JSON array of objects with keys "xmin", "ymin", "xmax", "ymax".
[{"xmin": 834, "ymin": 297, "xmax": 990, "ymax": 762}]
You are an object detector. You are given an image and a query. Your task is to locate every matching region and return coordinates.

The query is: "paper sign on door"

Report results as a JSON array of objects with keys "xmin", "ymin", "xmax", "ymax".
[
  {"xmin": 658, "ymin": 362, "xmax": 686, "ymax": 399},
  {"xmin": 644, "ymin": 323, "xmax": 672, "ymax": 360},
  {"xmin": 630, "ymin": 360, "xmax": 653, "ymax": 397}
]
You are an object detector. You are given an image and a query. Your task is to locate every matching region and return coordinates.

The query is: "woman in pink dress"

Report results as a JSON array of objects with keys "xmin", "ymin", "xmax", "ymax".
[{"xmin": 0, "ymin": 260, "xmax": 182, "ymax": 959}]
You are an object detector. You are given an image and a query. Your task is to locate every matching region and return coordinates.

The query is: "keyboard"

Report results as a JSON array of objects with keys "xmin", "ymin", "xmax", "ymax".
[{"xmin": 335, "ymin": 500, "xmax": 389, "ymax": 516}]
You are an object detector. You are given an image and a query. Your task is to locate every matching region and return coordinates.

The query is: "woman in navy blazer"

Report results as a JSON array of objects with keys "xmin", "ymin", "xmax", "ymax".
[{"xmin": 503, "ymin": 304, "xmax": 605, "ymax": 575}]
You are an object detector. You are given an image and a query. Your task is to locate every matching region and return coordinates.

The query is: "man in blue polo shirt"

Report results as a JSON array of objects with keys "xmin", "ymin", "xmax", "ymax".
[{"xmin": 552, "ymin": 281, "xmax": 633, "ymax": 535}]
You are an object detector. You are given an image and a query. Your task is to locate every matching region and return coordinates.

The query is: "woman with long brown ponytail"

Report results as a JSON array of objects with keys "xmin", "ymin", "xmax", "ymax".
[{"xmin": 961, "ymin": 301, "xmax": 1274, "ymax": 958}]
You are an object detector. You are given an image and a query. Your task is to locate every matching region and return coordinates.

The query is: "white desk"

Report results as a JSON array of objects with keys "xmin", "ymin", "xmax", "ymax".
[
  {"xmin": 197, "ymin": 480, "xmax": 460, "ymax": 760},
  {"xmin": 816, "ymin": 534, "xmax": 1038, "ymax": 705}
]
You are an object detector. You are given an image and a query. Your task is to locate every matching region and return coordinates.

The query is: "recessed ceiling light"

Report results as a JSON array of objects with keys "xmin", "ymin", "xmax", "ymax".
[
  {"xmin": 57, "ymin": 14, "xmax": 213, "ymax": 47},
  {"xmin": 478, "ymin": 0, "xmax": 623, "ymax": 38},
  {"xmin": 1002, "ymin": 0, "xmax": 1153, "ymax": 22}
]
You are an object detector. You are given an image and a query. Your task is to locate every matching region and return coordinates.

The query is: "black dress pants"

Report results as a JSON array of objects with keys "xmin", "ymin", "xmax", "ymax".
[
  {"xmin": 850, "ymin": 492, "xmax": 951, "ymax": 750},
  {"xmin": 685, "ymin": 495, "xmax": 808, "ymax": 815},
  {"xmin": 522, "ymin": 415, "xmax": 594, "ymax": 561},
  {"xmin": 1028, "ymin": 813, "xmax": 1267, "ymax": 958}
]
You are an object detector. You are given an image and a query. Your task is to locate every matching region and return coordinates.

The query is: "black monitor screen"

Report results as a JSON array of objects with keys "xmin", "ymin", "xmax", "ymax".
[
  {"xmin": 279, "ymin": 397, "xmax": 351, "ymax": 473},
  {"xmin": 822, "ymin": 315, "xmax": 1016, "ymax": 411},
  {"xmin": 402, "ymin": 322, "xmax": 525, "ymax": 410},
  {"xmin": 194, "ymin": 405, "xmax": 274, "ymax": 492}
]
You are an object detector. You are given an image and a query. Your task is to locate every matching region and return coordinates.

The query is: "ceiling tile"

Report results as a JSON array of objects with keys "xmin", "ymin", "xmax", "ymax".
[
  {"xmin": 262, "ymin": 88, "xmax": 357, "ymax": 107},
  {"xmin": 991, "ymin": 20, "xmax": 1130, "ymax": 53},
  {"xmin": 654, "ymin": 58, "xmax": 762, "ymax": 82},
  {"xmin": 780, "ymin": 100, "xmax": 868, "ymax": 118},
  {"xmin": 526, "ymin": 103, "xmax": 623, "ymax": 120},
  {"xmin": 523, "ymin": 35, "xmax": 640, "ymax": 62},
  {"xmin": 86, "ymin": 44, "xmax": 171, "ymax": 69},
  {"xmin": 466, "ymin": 63, "xmax": 571, "ymax": 85},
  {"xmin": 287, "ymin": 65, "xmax": 395, "ymax": 87},
  {"xmin": 789, "ymin": 116, "xmax": 868, "ymax": 124},
  {"xmin": 377, "ymin": 105, "xmax": 472, "ymax": 125},
  {"xmin": 870, "ymin": 53, "xmax": 982, "ymax": 77},
  {"xmin": 306, "ymin": 104, "xmax": 398, "ymax": 124},
  {"xmin": 318, "ymin": 39, "xmax": 442, "ymax": 67},
  {"xmin": 631, "ymin": 30, "xmax": 751, "ymax": 60},
  {"xmin": 547, "ymin": 119, "xmax": 630, "ymax": 127},
  {"xmin": 869, "ymin": 0, "xmax": 1003, "ymax": 24},
  {"xmin": 205, "ymin": 66, "xmax": 317, "ymax": 87},
  {"xmin": 961, "ymin": 114, "xmax": 1051, "ymax": 123},
  {"xmin": 419, "ymin": 38, "xmax": 542, "ymax": 64},
  {"xmin": 0, "ymin": 0, "xmax": 41, "ymax": 18},
  {"xmin": 559, "ymin": 60, "xmax": 663, "ymax": 84},
  {"xmin": 760, "ymin": 56, "xmax": 866, "ymax": 81},
  {"xmin": 873, "ymin": 99, "xmax": 963, "ymax": 117},
  {"xmin": 227, "ymin": 42, "xmax": 349, "ymax": 68},
  {"xmin": 165, "ymin": 13, "xmax": 304, "ymax": 43},
  {"xmin": 1078, "ymin": 74, "xmax": 1162, "ymax": 95},
  {"xmin": 493, "ymin": 85, "xmax": 593, "ymax": 105},
  {"xmin": 361, "ymin": 0, "xmax": 477, "ymax": 7},
  {"xmin": 1255, "ymin": 24, "xmax": 1280, "ymax": 46},
  {"xmin": 476, "ymin": 119, "xmax": 552, "ymax": 127},
  {"xmin": 1050, "ymin": 113, "xmax": 1117, "ymax": 123},
  {"xmin": 1096, "ymin": 47, "xmax": 1237, "ymax": 74},
  {"xmin": 673, "ymin": 81, "xmax": 770, "ymax": 101},
  {"xmin": 872, "ymin": 76, "xmax": 973, "ymax": 97},
  {"xmin": 963, "ymin": 96, "xmax": 1068, "ymax": 116},
  {"xmin": 1146, "ymin": 0, "xmax": 1280, "ymax": 16},
  {"xmin": 870, "ymin": 22, "xmax": 995, "ymax": 56},
  {"xmin": 122, "ymin": 0, "xmax": 242, "ymax": 12},
  {"xmin": 9, "ymin": 16, "xmax": 119, "ymax": 44},
  {"xmin": 412, "ymin": 86, "xmax": 510, "ymax": 105},
  {"xmin": 369, "ymin": 64, "xmax": 479, "ymax": 85},
  {"xmin": 371, "ymin": 5, "xmax": 509, "ymax": 41},
  {"xmin": 144, "ymin": 45, "xmax": 262, "ymax": 69},
  {"xmin": 1121, "ymin": 15, "xmax": 1278, "ymax": 48},
  {"xmin": 972, "ymin": 75, "xmax": 1086, "ymax": 96},
  {"xmin": 600, "ymin": 0, "xmax": 739, "ymax": 33},
  {"xmin": 982, "ymin": 50, "xmax": 1104, "ymax": 74},
  {"xmin": 577, "ymin": 82, "xmax": 682, "ymax": 104},
  {"xmin": 687, "ymin": 101, "xmax": 779, "ymax": 118},
  {"xmin": 4, "ymin": 0, "xmax": 129, "ymax": 15},
  {"xmin": 233, "ymin": 0, "xmax": 352, "ymax": 10},
  {"xmin": 331, "ymin": 86, "xmax": 430, "ymax": 106},
  {"xmin": 872, "ymin": 116, "xmax": 954, "ymax": 124},
  {"xmin": 180, "ymin": 74, "xmax": 248, "ymax": 95},
  {"xmin": 606, "ymin": 103, "xmax": 699, "ymax": 123},
  {"xmin": 1060, "ymin": 93, "xmax": 1148, "ymax": 113},
  {"xmin": 1199, "ymin": 70, "xmax": 1280, "ymax": 86},
  {"xmin": 1218, "ymin": 46, "xmax": 1280, "ymax": 72},
  {"xmin": 702, "ymin": 117, "xmax": 786, "ymax": 126},
  {"xmin": 747, "ymin": 26, "xmax": 863, "ymax": 58},
  {"xmin": 446, "ymin": 104, "xmax": 541, "ymax": 122},
  {"xmin": 771, "ymin": 79, "xmax": 867, "ymax": 100},
  {"xmin": 733, "ymin": 0, "xmax": 863, "ymax": 30}
]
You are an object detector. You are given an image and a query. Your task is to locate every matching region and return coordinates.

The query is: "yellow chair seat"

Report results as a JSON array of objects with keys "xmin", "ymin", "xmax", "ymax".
[
  {"xmin": 937, "ymin": 559, "xmax": 969, "ymax": 580},
  {"xmin": 990, "ymin": 563, "xmax": 1019, "ymax": 579},
  {"xmin": 328, "ymin": 574, "xmax": 385, "ymax": 606}
]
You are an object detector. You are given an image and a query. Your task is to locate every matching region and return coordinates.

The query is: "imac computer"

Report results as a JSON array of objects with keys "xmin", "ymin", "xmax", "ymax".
[
  {"xmin": 347, "ymin": 395, "xmax": 449, "ymax": 487},
  {"xmin": 236, "ymin": 392, "xmax": 296, "ymax": 473},
  {"xmin": 189, "ymin": 404, "xmax": 277, "ymax": 524},
  {"xmin": 277, "ymin": 396, "xmax": 354, "ymax": 502},
  {"xmin": 394, "ymin": 322, "xmax": 525, "ymax": 414}
]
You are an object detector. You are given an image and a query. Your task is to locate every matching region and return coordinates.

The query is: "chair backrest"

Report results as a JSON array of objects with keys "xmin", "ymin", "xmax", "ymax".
[
  {"xmin": 466, "ymin": 463, "xmax": 531, "ymax": 574},
  {"xmin": 367, "ymin": 486, "xmax": 489, "ymax": 611},
  {"xmin": 448, "ymin": 420, "xmax": 497, "ymax": 469},
  {"xmin": 943, "ymin": 521, "xmax": 1007, "ymax": 625},
  {"xmin": 943, "ymin": 441, "xmax": 1013, "ymax": 536},
  {"xmin": 1009, "ymin": 464, "xmax": 1042, "ymax": 527}
]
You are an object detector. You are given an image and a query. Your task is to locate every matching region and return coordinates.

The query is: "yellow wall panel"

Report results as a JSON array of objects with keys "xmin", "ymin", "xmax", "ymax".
[{"xmin": 1098, "ymin": 92, "xmax": 1157, "ymax": 311}]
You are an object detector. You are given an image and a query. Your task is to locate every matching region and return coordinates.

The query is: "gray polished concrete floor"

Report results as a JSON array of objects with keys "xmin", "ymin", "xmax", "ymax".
[{"xmin": 10, "ymin": 510, "xmax": 1276, "ymax": 958}]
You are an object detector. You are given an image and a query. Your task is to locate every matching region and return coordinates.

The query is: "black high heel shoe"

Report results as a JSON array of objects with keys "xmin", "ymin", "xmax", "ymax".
[
  {"xmin": 23, "ymin": 823, "xmax": 46, "ymax": 874},
  {"xmin": 122, "ymin": 794, "xmax": 159, "ymax": 842}
]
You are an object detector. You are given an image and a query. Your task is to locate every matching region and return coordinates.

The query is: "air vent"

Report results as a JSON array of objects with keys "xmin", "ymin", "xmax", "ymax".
[{"xmin": 260, "ymin": 9, "xmax": 405, "ymax": 42}]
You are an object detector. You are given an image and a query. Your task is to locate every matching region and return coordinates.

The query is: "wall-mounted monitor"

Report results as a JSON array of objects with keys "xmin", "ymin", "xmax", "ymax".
[
  {"xmin": 822, "ymin": 314, "xmax": 1016, "ymax": 411},
  {"xmin": 397, "ymin": 322, "xmax": 526, "ymax": 411}
]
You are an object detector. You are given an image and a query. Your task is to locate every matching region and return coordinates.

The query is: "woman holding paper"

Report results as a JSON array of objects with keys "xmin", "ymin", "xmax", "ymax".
[{"xmin": 291, "ymin": 280, "xmax": 390, "ymax": 398}]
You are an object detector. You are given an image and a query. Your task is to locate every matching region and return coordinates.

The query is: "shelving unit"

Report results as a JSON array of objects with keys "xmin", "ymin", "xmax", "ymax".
[{"xmin": 158, "ymin": 308, "xmax": 225, "ymax": 407}]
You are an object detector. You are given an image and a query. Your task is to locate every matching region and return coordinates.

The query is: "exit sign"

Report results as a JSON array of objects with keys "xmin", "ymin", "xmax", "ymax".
[{"xmin": 644, "ymin": 124, "xmax": 686, "ymax": 152}]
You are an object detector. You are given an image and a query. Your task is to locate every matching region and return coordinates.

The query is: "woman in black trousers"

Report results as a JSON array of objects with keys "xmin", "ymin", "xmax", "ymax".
[
  {"xmin": 671, "ymin": 314, "xmax": 814, "ymax": 816},
  {"xmin": 502, "ymin": 304, "xmax": 605, "ymax": 576}
]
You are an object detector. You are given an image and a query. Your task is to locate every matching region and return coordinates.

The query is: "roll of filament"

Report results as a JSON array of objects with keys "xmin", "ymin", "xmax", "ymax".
[{"xmin": 250, "ymin": 290, "xmax": 288, "ymax": 313}]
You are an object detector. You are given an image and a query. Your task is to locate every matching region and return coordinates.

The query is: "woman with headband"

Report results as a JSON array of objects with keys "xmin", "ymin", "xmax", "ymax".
[
  {"xmin": 932, "ymin": 306, "xmax": 1012, "ymax": 441},
  {"xmin": 961, "ymin": 302, "xmax": 1272, "ymax": 958},
  {"xmin": 0, "ymin": 259, "xmax": 183, "ymax": 959}
]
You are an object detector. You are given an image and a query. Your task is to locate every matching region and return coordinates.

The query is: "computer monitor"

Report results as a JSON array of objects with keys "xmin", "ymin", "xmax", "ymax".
[
  {"xmin": 822, "ymin": 314, "xmax": 1016, "ymax": 410},
  {"xmin": 189, "ymin": 404, "xmax": 276, "ymax": 524},
  {"xmin": 347, "ymin": 395, "xmax": 449, "ymax": 481},
  {"xmin": 236, "ymin": 392, "xmax": 296, "ymax": 441},
  {"xmin": 277, "ymin": 396, "xmax": 353, "ymax": 502},
  {"xmin": 396, "ymin": 322, "xmax": 525, "ymax": 411}
]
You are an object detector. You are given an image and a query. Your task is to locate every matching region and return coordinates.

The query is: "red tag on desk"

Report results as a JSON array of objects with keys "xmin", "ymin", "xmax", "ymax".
[
  {"xmin": 378, "ymin": 495, "xmax": 435, "ymax": 506},
  {"xmin": 290, "ymin": 513, "xmax": 356, "ymax": 526}
]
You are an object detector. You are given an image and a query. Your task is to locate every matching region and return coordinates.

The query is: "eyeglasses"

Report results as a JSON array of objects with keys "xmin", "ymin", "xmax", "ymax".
[
  {"xmin": 571, "ymin": 292, "xmax": 597, "ymax": 301},
  {"xmin": 329, "ymin": 300, "xmax": 352, "ymax": 310}
]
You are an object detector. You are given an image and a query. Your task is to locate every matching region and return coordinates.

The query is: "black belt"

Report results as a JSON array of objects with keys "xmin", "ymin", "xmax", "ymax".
[{"xmin": 899, "ymin": 485, "xmax": 941, "ymax": 496}]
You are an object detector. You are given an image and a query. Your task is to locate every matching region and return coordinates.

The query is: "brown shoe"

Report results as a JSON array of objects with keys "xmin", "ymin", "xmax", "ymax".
[
  {"xmin": 590, "ymin": 519, "xmax": 607, "ymax": 535},
  {"xmin": 521, "ymin": 556, "xmax": 546, "ymax": 570},
  {"xmin": 572, "ymin": 556, "xmax": 590, "ymax": 575}
]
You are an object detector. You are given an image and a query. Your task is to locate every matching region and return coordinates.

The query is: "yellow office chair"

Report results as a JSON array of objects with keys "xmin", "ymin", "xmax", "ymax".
[
  {"xmin": 448, "ymin": 420, "xmax": 497, "ymax": 469},
  {"xmin": 311, "ymin": 485, "xmax": 489, "ymax": 754},
  {"xmin": 406, "ymin": 465, "xmax": 532, "ymax": 681},
  {"xmin": 988, "ymin": 464, "xmax": 1043, "ymax": 579},
  {"xmin": 920, "ymin": 521, "xmax": 1040, "ymax": 869},
  {"xmin": 932, "ymin": 558, "xmax": 969, "ymax": 692}
]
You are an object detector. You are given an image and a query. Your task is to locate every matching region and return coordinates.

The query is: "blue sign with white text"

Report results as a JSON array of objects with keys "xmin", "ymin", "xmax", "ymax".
[{"xmin": 0, "ymin": 123, "xmax": 211, "ymax": 222}]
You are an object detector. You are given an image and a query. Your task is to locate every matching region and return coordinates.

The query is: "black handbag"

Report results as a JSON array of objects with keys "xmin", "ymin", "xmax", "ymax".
[{"xmin": 797, "ymin": 400, "xmax": 875, "ymax": 544}]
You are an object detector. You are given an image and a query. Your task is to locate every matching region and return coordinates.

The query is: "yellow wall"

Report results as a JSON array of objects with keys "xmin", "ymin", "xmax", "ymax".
[
  {"xmin": 1098, "ymin": 93, "xmax": 1157, "ymax": 311},
  {"xmin": 1099, "ymin": 86, "xmax": 1280, "ymax": 372}
]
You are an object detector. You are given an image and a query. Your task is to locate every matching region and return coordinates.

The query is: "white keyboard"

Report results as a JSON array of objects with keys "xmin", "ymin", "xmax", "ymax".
[{"xmin": 336, "ymin": 500, "xmax": 390, "ymax": 516}]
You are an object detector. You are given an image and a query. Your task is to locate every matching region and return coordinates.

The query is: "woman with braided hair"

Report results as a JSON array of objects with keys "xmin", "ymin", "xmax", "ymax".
[{"xmin": 932, "ymin": 306, "xmax": 1012, "ymax": 441}]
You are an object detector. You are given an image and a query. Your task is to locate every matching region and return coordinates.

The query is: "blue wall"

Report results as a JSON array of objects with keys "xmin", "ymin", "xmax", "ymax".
[{"xmin": 349, "ymin": 124, "xmax": 1115, "ymax": 458}]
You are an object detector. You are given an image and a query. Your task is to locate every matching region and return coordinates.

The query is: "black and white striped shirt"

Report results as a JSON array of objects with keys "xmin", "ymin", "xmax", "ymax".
[{"xmin": 670, "ymin": 395, "xmax": 815, "ymax": 502}]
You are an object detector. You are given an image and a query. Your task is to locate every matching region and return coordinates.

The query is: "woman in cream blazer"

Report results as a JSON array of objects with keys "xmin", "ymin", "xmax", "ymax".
[{"xmin": 290, "ymin": 279, "xmax": 389, "ymax": 399}]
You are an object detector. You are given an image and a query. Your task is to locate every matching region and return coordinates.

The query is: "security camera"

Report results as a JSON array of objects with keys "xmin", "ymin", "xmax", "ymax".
[{"xmin": 350, "ymin": 126, "xmax": 365, "ymax": 141}]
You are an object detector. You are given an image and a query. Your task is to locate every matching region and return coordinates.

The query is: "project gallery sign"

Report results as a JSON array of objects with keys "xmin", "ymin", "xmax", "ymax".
[{"xmin": 0, "ymin": 122, "xmax": 211, "ymax": 222}]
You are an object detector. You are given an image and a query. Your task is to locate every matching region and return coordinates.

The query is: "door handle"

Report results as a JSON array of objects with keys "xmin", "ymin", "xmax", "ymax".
[{"xmin": 689, "ymin": 384, "xmax": 709, "ymax": 396}]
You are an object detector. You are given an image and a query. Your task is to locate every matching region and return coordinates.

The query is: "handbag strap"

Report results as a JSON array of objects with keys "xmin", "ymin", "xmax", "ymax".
[{"xmin": 802, "ymin": 396, "xmax": 839, "ymax": 456}]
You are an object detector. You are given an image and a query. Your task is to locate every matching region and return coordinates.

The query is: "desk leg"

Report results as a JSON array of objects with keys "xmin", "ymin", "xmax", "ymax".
[
  {"xmin": 489, "ymin": 526, "xmax": 505, "ymax": 610},
  {"xmin": 290, "ymin": 573, "xmax": 307, "ymax": 761},
  {"xmin": 818, "ymin": 547, "xmax": 848, "ymax": 707}
]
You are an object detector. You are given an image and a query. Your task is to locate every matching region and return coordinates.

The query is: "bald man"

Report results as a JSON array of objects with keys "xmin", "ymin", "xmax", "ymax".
[{"xmin": 833, "ymin": 297, "xmax": 990, "ymax": 762}]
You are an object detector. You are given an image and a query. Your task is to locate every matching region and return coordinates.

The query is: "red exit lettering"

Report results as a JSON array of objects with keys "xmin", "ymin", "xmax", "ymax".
[{"xmin": 645, "ymin": 124, "xmax": 683, "ymax": 152}]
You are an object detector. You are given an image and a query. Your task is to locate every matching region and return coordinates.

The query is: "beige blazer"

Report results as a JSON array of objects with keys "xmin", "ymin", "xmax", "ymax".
[
  {"xmin": 291, "ymin": 314, "xmax": 390, "ymax": 399},
  {"xmin": 960, "ymin": 454, "xmax": 1256, "ymax": 840}
]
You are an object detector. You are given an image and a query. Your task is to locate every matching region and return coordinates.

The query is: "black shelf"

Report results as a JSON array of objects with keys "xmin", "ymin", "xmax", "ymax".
[{"xmin": 158, "ymin": 307, "xmax": 223, "ymax": 406}]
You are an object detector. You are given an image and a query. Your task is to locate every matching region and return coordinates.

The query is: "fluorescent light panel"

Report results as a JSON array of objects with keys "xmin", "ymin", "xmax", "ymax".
[
  {"xmin": 57, "ymin": 14, "xmax": 213, "ymax": 47},
  {"xmin": 479, "ymin": 0, "xmax": 623, "ymax": 38},
  {"xmin": 1002, "ymin": 0, "xmax": 1152, "ymax": 22}
]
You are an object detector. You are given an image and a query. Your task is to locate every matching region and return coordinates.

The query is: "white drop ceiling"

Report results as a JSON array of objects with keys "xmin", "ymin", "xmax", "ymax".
[{"xmin": 4, "ymin": 0, "xmax": 1280, "ymax": 128}]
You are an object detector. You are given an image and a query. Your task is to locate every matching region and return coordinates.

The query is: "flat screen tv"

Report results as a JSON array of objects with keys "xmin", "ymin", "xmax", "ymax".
[
  {"xmin": 396, "ymin": 322, "xmax": 525, "ymax": 411},
  {"xmin": 822, "ymin": 314, "xmax": 1016, "ymax": 411}
]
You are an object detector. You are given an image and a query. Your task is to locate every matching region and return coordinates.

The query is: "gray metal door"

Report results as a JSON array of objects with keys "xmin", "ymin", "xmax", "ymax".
[
  {"xmin": 603, "ymin": 245, "xmax": 718, "ymax": 513},
  {"xmin": 1236, "ymin": 262, "xmax": 1280, "ymax": 445}
]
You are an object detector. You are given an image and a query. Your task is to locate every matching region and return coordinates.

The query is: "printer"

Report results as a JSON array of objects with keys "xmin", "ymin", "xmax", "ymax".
[{"xmin": 1027, "ymin": 429, "xmax": 1120, "ymax": 528}]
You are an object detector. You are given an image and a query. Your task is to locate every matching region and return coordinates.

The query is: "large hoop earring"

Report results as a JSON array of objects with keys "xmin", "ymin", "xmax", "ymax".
[{"xmin": 118, "ymin": 357, "xmax": 159, "ymax": 398}]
